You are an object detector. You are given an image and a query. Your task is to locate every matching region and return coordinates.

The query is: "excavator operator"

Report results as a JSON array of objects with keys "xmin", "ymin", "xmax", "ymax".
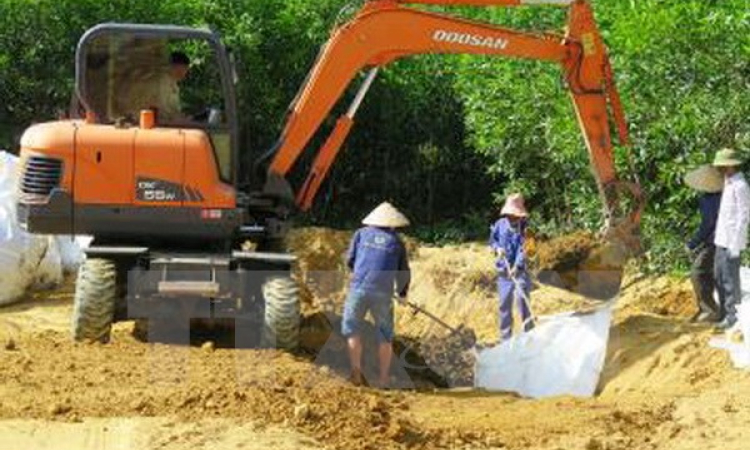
[
  {"xmin": 117, "ymin": 49, "xmax": 190, "ymax": 123},
  {"xmin": 158, "ymin": 51, "xmax": 190, "ymax": 121}
]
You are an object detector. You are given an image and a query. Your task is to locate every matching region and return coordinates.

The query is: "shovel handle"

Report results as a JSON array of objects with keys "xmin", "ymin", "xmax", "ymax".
[
  {"xmin": 501, "ymin": 254, "xmax": 535, "ymax": 319},
  {"xmin": 398, "ymin": 298, "xmax": 459, "ymax": 334}
]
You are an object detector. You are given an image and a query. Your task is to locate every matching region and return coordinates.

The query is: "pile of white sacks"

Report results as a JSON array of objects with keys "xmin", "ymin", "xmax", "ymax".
[{"xmin": 0, "ymin": 151, "xmax": 89, "ymax": 306}]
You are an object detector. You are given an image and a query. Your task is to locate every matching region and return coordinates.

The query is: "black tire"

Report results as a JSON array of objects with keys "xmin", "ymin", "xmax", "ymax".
[
  {"xmin": 261, "ymin": 275, "xmax": 300, "ymax": 350},
  {"xmin": 72, "ymin": 258, "xmax": 117, "ymax": 343}
]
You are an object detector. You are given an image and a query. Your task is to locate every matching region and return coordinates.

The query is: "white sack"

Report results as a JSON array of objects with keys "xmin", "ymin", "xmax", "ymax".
[
  {"xmin": 56, "ymin": 235, "xmax": 92, "ymax": 272},
  {"xmin": 34, "ymin": 236, "xmax": 64, "ymax": 289},
  {"xmin": 0, "ymin": 151, "xmax": 60, "ymax": 305},
  {"xmin": 709, "ymin": 267, "xmax": 750, "ymax": 369},
  {"xmin": 475, "ymin": 301, "xmax": 614, "ymax": 398}
]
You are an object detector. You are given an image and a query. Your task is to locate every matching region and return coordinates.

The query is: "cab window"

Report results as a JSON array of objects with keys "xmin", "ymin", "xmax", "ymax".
[{"xmin": 81, "ymin": 32, "xmax": 232, "ymax": 182}]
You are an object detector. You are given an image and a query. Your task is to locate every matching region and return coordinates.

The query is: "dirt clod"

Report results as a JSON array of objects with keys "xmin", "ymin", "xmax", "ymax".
[
  {"xmin": 293, "ymin": 403, "xmax": 311, "ymax": 422},
  {"xmin": 48, "ymin": 403, "xmax": 71, "ymax": 416},
  {"xmin": 586, "ymin": 437, "xmax": 604, "ymax": 450},
  {"xmin": 367, "ymin": 396, "xmax": 387, "ymax": 413},
  {"xmin": 131, "ymin": 399, "xmax": 149, "ymax": 412}
]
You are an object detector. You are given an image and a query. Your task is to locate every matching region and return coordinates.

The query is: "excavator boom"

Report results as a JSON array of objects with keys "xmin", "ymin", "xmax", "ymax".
[{"xmin": 268, "ymin": 0, "xmax": 641, "ymax": 251}]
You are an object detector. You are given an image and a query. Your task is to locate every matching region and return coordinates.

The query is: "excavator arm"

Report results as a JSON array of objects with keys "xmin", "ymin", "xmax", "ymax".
[{"xmin": 267, "ymin": 0, "xmax": 642, "ymax": 251}]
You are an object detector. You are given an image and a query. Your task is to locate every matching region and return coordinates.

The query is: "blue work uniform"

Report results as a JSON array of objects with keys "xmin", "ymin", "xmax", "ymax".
[
  {"xmin": 688, "ymin": 192, "xmax": 722, "ymax": 251},
  {"xmin": 341, "ymin": 226, "xmax": 411, "ymax": 343},
  {"xmin": 489, "ymin": 217, "xmax": 532, "ymax": 340},
  {"xmin": 688, "ymin": 193, "xmax": 722, "ymax": 318}
]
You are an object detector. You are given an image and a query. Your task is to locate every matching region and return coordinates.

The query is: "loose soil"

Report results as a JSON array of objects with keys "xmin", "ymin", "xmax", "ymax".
[{"xmin": 1, "ymin": 228, "xmax": 749, "ymax": 450}]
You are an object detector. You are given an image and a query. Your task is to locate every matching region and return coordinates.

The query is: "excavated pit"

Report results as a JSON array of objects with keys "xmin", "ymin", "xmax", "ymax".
[{"xmin": 286, "ymin": 228, "xmax": 631, "ymax": 390}]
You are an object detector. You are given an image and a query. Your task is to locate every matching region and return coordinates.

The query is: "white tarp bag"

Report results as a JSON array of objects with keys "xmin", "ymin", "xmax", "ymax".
[
  {"xmin": 56, "ymin": 235, "xmax": 92, "ymax": 272},
  {"xmin": 0, "ymin": 151, "xmax": 64, "ymax": 305},
  {"xmin": 475, "ymin": 301, "xmax": 613, "ymax": 398},
  {"xmin": 709, "ymin": 267, "xmax": 750, "ymax": 369},
  {"xmin": 34, "ymin": 236, "xmax": 64, "ymax": 289}
]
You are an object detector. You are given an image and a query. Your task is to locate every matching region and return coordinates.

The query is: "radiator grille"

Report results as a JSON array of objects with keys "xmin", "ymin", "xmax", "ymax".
[{"xmin": 20, "ymin": 156, "xmax": 63, "ymax": 197}]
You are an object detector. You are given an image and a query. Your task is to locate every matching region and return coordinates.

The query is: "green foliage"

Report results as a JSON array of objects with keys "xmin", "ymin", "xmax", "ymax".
[
  {"xmin": 412, "ymin": 209, "xmax": 492, "ymax": 245},
  {"xmin": 1, "ymin": 0, "xmax": 748, "ymax": 272}
]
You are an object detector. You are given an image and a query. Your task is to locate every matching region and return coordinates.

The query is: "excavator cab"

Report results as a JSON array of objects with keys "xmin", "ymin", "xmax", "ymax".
[
  {"xmin": 18, "ymin": 24, "xmax": 260, "ymax": 245},
  {"xmin": 77, "ymin": 24, "xmax": 239, "ymax": 183}
]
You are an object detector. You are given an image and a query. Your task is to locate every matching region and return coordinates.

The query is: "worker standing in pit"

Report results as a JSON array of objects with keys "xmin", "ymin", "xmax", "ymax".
[
  {"xmin": 342, "ymin": 202, "xmax": 411, "ymax": 387},
  {"xmin": 490, "ymin": 194, "xmax": 533, "ymax": 341},
  {"xmin": 683, "ymin": 165, "xmax": 723, "ymax": 323}
]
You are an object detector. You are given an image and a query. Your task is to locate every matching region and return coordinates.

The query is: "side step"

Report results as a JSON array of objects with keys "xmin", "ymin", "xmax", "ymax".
[{"xmin": 157, "ymin": 280, "xmax": 221, "ymax": 296}]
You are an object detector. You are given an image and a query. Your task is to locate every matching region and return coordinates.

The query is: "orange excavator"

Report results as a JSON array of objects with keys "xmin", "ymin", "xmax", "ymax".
[{"xmin": 16, "ymin": 0, "xmax": 641, "ymax": 345}]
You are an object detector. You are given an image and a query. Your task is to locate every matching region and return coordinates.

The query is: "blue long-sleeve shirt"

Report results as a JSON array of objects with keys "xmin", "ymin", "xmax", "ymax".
[
  {"xmin": 346, "ymin": 226, "xmax": 411, "ymax": 297},
  {"xmin": 489, "ymin": 218, "xmax": 526, "ymax": 272},
  {"xmin": 688, "ymin": 192, "xmax": 721, "ymax": 250}
]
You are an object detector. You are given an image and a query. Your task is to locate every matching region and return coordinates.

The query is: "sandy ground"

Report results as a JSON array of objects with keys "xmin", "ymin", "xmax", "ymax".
[
  {"xmin": 2, "ymin": 229, "xmax": 750, "ymax": 449},
  {"xmin": 0, "ymin": 418, "xmax": 320, "ymax": 450}
]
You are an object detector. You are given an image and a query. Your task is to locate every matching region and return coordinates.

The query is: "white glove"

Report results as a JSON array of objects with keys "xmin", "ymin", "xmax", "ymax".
[{"xmin": 729, "ymin": 248, "xmax": 741, "ymax": 259}]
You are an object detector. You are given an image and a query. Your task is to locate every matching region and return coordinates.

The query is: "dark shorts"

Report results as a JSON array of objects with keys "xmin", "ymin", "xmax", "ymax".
[{"xmin": 341, "ymin": 289, "xmax": 394, "ymax": 343}]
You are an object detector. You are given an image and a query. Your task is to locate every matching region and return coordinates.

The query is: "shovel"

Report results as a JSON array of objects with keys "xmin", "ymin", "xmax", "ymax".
[
  {"xmin": 499, "ymin": 250, "xmax": 537, "ymax": 331},
  {"xmin": 397, "ymin": 297, "xmax": 477, "ymax": 347}
]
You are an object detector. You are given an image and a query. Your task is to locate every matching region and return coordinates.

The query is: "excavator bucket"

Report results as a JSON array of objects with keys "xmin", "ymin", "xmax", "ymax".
[{"xmin": 533, "ymin": 231, "xmax": 632, "ymax": 301}]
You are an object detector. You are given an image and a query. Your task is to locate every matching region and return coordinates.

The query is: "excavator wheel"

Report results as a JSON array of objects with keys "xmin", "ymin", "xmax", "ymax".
[
  {"xmin": 72, "ymin": 258, "xmax": 117, "ymax": 343},
  {"xmin": 261, "ymin": 275, "xmax": 300, "ymax": 350}
]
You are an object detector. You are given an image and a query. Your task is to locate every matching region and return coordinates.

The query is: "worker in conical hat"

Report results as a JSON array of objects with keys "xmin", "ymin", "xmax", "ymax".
[
  {"xmin": 489, "ymin": 193, "xmax": 532, "ymax": 341},
  {"xmin": 683, "ymin": 165, "xmax": 722, "ymax": 323},
  {"xmin": 361, "ymin": 201, "xmax": 411, "ymax": 228},
  {"xmin": 342, "ymin": 202, "xmax": 411, "ymax": 387}
]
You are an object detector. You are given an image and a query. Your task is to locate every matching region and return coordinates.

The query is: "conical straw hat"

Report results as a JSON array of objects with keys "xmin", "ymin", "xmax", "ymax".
[
  {"xmin": 712, "ymin": 148, "xmax": 743, "ymax": 167},
  {"xmin": 362, "ymin": 202, "xmax": 410, "ymax": 228},
  {"xmin": 500, "ymin": 193, "xmax": 529, "ymax": 218},
  {"xmin": 684, "ymin": 165, "xmax": 723, "ymax": 193}
]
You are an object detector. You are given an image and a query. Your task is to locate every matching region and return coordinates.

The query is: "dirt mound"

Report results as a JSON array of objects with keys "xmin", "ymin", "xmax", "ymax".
[
  {"xmin": 286, "ymin": 227, "xmax": 351, "ymax": 309},
  {"xmin": 618, "ymin": 275, "xmax": 697, "ymax": 318},
  {"xmin": 287, "ymin": 227, "xmax": 352, "ymax": 274},
  {"xmin": 534, "ymin": 231, "xmax": 598, "ymax": 272},
  {"xmin": 0, "ymin": 327, "xmax": 443, "ymax": 450},
  {"xmin": 599, "ymin": 315, "xmax": 731, "ymax": 397},
  {"xmin": 397, "ymin": 243, "xmax": 599, "ymax": 345},
  {"xmin": 286, "ymin": 227, "xmax": 419, "ymax": 274}
]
